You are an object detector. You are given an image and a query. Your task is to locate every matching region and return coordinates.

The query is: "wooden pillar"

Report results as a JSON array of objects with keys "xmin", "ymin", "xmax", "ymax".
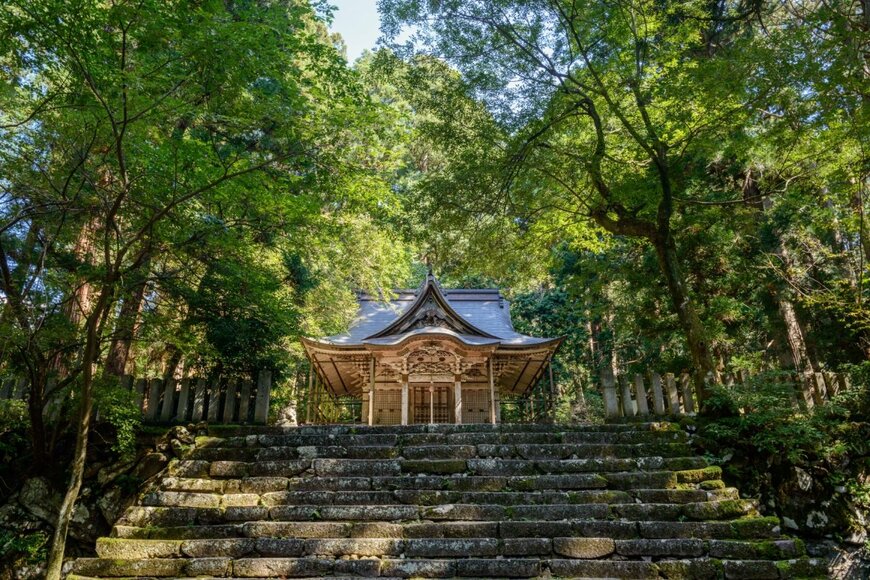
[
  {"xmin": 253, "ymin": 370, "xmax": 271, "ymax": 424},
  {"xmin": 548, "ymin": 360, "xmax": 555, "ymax": 421},
  {"xmin": 305, "ymin": 367, "xmax": 313, "ymax": 424},
  {"xmin": 401, "ymin": 374, "xmax": 409, "ymax": 425},
  {"xmin": 429, "ymin": 382, "xmax": 435, "ymax": 424},
  {"xmin": 368, "ymin": 356, "xmax": 375, "ymax": 426},
  {"xmin": 488, "ymin": 357, "xmax": 497, "ymax": 424},
  {"xmin": 454, "ymin": 372, "xmax": 462, "ymax": 424},
  {"xmin": 601, "ymin": 367, "xmax": 619, "ymax": 419}
]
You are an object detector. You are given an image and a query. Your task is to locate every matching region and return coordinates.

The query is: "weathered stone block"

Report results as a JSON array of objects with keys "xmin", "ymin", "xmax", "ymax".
[
  {"xmin": 656, "ymin": 558, "xmax": 725, "ymax": 579},
  {"xmin": 184, "ymin": 557, "xmax": 232, "ymax": 576},
  {"xmin": 313, "ymin": 458, "xmax": 400, "ymax": 477},
  {"xmin": 161, "ymin": 477, "xmax": 224, "ymax": 493},
  {"xmin": 233, "ymin": 557, "xmax": 333, "ymax": 577},
  {"xmin": 467, "ymin": 459, "xmax": 536, "ymax": 476},
  {"xmin": 181, "ymin": 538, "xmax": 254, "ymax": 558},
  {"xmin": 402, "ymin": 445, "xmax": 476, "ymax": 460},
  {"xmin": 350, "ymin": 522, "xmax": 404, "ymax": 538},
  {"xmin": 553, "ymin": 537, "xmax": 615, "ymax": 559},
  {"xmin": 95, "ymin": 538, "xmax": 181, "ymax": 559},
  {"xmin": 708, "ymin": 539, "xmax": 800, "ymax": 559},
  {"xmin": 304, "ymin": 538, "xmax": 403, "ymax": 556},
  {"xmin": 238, "ymin": 477, "xmax": 289, "ymax": 494},
  {"xmin": 512, "ymin": 504, "xmax": 609, "ymax": 520},
  {"xmin": 221, "ymin": 493, "xmax": 260, "ymax": 508},
  {"xmin": 209, "ymin": 460, "xmax": 248, "ymax": 478},
  {"xmin": 420, "ymin": 503, "xmax": 504, "ymax": 520},
  {"xmin": 380, "ymin": 558, "xmax": 456, "ymax": 578},
  {"xmin": 612, "ymin": 502, "xmax": 684, "ymax": 520},
  {"xmin": 254, "ymin": 538, "xmax": 305, "ymax": 556},
  {"xmin": 456, "ymin": 558, "xmax": 540, "ymax": 577},
  {"xmin": 614, "ymin": 538, "xmax": 706, "ymax": 557},
  {"xmin": 334, "ymin": 558, "xmax": 382, "ymax": 577},
  {"xmin": 675, "ymin": 465, "xmax": 722, "ymax": 484},
  {"xmin": 405, "ymin": 538, "xmax": 499, "ymax": 557},
  {"xmin": 547, "ymin": 559, "xmax": 659, "ymax": 579},
  {"xmin": 167, "ymin": 460, "xmax": 209, "ymax": 478},
  {"xmin": 318, "ymin": 505, "xmax": 418, "ymax": 521},
  {"xmin": 403, "ymin": 521, "xmax": 498, "ymax": 538},
  {"xmin": 722, "ymin": 559, "xmax": 781, "ymax": 579},
  {"xmin": 70, "ymin": 558, "xmax": 186, "ymax": 577},
  {"xmin": 400, "ymin": 459, "xmax": 468, "ymax": 474},
  {"xmin": 242, "ymin": 521, "xmax": 351, "ymax": 538},
  {"xmin": 502, "ymin": 537, "xmax": 552, "ymax": 556},
  {"xmin": 249, "ymin": 459, "xmax": 310, "ymax": 477}
]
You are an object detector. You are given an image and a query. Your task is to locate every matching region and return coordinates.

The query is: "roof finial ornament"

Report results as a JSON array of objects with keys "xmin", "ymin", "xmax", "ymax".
[{"xmin": 424, "ymin": 254, "xmax": 434, "ymax": 278}]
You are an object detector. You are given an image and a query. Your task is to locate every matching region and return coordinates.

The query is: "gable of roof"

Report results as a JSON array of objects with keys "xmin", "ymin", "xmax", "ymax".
[{"xmin": 364, "ymin": 273, "xmax": 497, "ymax": 340}]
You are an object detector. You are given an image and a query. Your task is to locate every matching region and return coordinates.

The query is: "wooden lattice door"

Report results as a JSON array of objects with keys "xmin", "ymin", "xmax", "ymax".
[{"xmin": 411, "ymin": 383, "xmax": 452, "ymax": 423}]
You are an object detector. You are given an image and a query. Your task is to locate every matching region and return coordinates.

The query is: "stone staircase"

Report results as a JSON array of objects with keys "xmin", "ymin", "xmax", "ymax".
[{"xmin": 68, "ymin": 422, "xmax": 826, "ymax": 579}]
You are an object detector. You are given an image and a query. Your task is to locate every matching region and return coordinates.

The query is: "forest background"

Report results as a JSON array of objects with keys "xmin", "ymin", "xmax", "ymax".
[{"xmin": 0, "ymin": 0, "xmax": 868, "ymax": 576}]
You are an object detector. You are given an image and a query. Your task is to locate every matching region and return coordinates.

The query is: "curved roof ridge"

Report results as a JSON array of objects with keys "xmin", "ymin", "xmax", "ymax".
[{"xmin": 363, "ymin": 272, "xmax": 499, "ymax": 340}]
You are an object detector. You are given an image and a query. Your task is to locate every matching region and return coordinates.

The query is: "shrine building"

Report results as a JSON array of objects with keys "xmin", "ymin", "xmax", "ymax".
[{"xmin": 301, "ymin": 273, "xmax": 562, "ymax": 425}]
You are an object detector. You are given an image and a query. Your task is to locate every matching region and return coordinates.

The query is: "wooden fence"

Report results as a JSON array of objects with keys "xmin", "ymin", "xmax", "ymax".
[
  {"xmin": 600, "ymin": 368, "xmax": 852, "ymax": 420},
  {"xmin": 0, "ymin": 370, "xmax": 272, "ymax": 425}
]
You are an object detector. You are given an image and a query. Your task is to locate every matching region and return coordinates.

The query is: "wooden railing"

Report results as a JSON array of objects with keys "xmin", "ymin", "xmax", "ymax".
[
  {"xmin": 0, "ymin": 370, "xmax": 272, "ymax": 425},
  {"xmin": 600, "ymin": 368, "xmax": 851, "ymax": 420}
]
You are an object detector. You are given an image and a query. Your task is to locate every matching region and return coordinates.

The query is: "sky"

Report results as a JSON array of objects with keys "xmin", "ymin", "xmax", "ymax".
[{"xmin": 329, "ymin": 0, "xmax": 382, "ymax": 62}]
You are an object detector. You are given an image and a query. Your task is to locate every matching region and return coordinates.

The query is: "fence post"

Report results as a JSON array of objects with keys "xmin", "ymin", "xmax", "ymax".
[
  {"xmin": 836, "ymin": 373, "xmax": 850, "ymax": 397},
  {"xmin": 238, "ymin": 378, "xmax": 253, "ymax": 423},
  {"xmin": 665, "ymin": 373, "xmax": 681, "ymax": 415},
  {"xmin": 223, "ymin": 378, "xmax": 238, "ymax": 423},
  {"xmin": 191, "ymin": 379, "xmax": 207, "ymax": 421},
  {"xmin": 619, "ymin": 375, "xmax": 636, "ymax": 417},
  {"xmin": 207, "ymin": 378, "xmax": 221, "ymax": 423},
  {"xmin": 254, "ymin": 370, "xmax": 271, "ymax": 424},
  {"xmin": 601, "ymin": 368, "xmax": 619, "ymax": 419},
  {"xmin": 160, "ymin": 379, "xmax": 177, "ymax": 422},
  {"xmin": 634, "ymin": 374, "xmax": 650, "ymax": 416},
  {"xmin": 680, "ymin": 374, "xmax": 696, "ymax": 414},
  {"xmin": 648, "ymin": 372, "xmax": 666, "ymax": 416},
  {"xmin": 176, "ymin": 378, "xmax": 191, "ymax": 422},
  {"xmin": 146, "ymin": 379, "xmax": 163, "ymax": 422}
]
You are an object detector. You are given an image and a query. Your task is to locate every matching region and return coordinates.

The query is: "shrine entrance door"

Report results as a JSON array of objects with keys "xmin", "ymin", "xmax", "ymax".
[{"xmin": 411, "ymin": 383, "xmax": 453, "ymax": 424}]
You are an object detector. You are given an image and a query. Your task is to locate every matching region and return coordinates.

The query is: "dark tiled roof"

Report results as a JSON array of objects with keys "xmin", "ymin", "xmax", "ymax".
[{"xmin": 320, "ymin": 281, "xmax": 555, "ymax": 347}]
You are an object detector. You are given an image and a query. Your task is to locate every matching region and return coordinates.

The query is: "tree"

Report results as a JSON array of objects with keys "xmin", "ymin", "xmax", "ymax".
[{"xmin": 0, "ymin": 0, "xmax": 415, "ymax": 575}]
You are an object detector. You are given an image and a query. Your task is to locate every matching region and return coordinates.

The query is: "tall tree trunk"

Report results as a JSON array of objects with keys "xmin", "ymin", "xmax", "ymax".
[
  {"xmin": 44, "ymin": 284, "xmax": 112, "ymax": 580},
  {"xmin": 106, "ymin": 249, "xmax": 151, "ymax": 376},
  {"xmin": 652, "ymin": 233, "xmax": 716, "ymax": 403},
  {"xmin": 758, "ymin": 195, "xmax": 818, "ymax": 375},
  {"xmin": 777, "ymin": 297, "xmax": 815, "ymax": 375}
]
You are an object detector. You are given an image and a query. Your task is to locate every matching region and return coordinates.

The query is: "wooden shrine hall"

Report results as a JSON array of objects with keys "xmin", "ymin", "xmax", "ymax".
[{"xmin": 301, "ymin": 273, "xmax": 562, "ymax": 425}]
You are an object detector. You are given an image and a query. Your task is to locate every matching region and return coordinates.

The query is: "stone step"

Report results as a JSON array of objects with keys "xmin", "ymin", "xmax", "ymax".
[
  {"xmin": 169, "ymin": 456, "xmax": 714, "ymax": 480},
  {"xmin": 201, "ymin": 429, "xmax": 688, "ymax": 449},
  {"xmin": 120, "ymin": 499, "xmax": 761, "ymax": 527},
  {"xmin": 95, "ymin": 536, "xmax": 804, "ymax": 560},
  {"xmin": 210, "ymin": 421, "xmax": 684, "ymax": 438},
  {"xmin": 189, "ymin": 441, "xmax": 695, "ymax": 462},
  {"xmin": 112, "ymin": 516, "xmax": 782, "ymax": 542},
  {"xmin": 71, "ymin": 422, "xmax": 825, "ymax": 580},
  {"xmin": 141, "ymin": 489, "xmax": 754, "ymax": 518},
  {"xmin": 161, "ymin": 475, "xmax": 739, "ymax": 500},
  {"xmin": 69, "ymin": 555, "xmax": 826, "ymax": 578}
]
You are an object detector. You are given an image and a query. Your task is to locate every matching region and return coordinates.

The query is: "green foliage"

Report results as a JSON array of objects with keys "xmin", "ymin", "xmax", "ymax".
[
  {"xmin": 698, "ymin": 364, "xmax": 870, "ymax": 493},
  {"xmin": 0, "ymin": 529, "xmax": 49, "ymax": 565},
  {"xmin": 0, "ymin": 400, "xmax": 30, "ymax": 481},
  {"xmin": 93, "ymin": 378, "xmax": 142, "ymax": 459}
]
